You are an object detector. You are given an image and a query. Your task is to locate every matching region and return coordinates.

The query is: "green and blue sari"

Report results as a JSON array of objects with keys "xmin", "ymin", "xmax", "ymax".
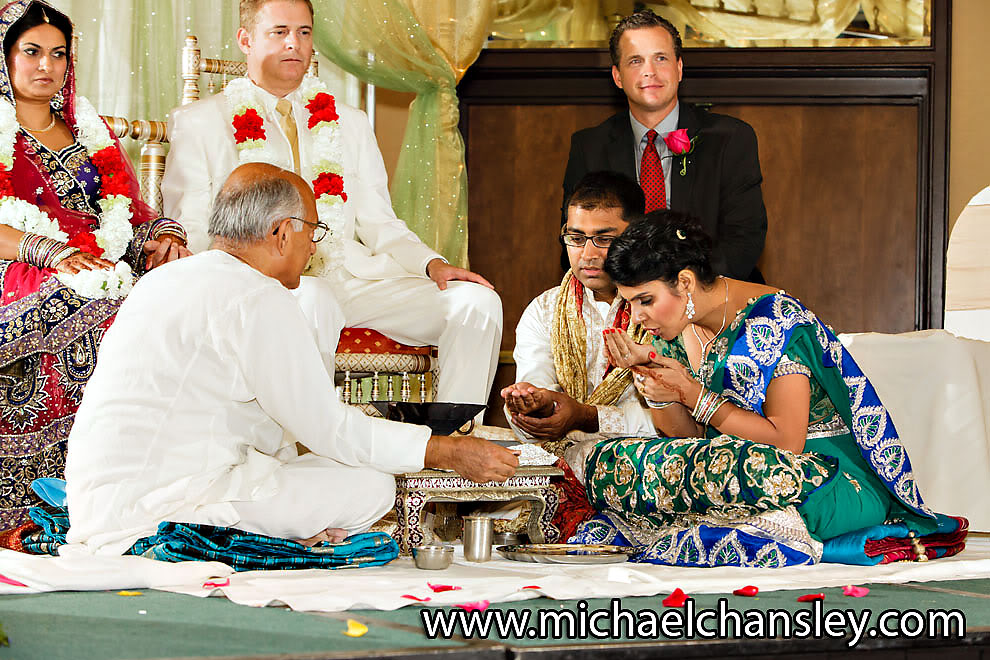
[{"xmin": 573, "ymin": 292, "xmax": 944, "ymax": 567}]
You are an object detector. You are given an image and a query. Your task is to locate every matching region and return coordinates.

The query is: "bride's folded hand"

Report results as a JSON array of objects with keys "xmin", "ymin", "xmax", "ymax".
[
  {"xmin": 631, "ymin": 365, "xmax": 680, "ymax": 403},
  {"xmin": 603, "ymin": 327, "xmax": 653, "ymax": 368},
  {"xmin": 640, "ymin": 357, "xmax": 703, "ymax": 406}
]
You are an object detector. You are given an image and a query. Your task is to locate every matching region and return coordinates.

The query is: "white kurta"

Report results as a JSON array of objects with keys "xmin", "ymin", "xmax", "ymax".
[
  {"xmin": 509, "ymin": 285, "xmax": 656, "ymax": 440},
  {"xmin": 64, "ymin": 251, "xmax": 430, "ymax": 556},
  {"xmin": 161, "ymin": 80, "xmax": 502, "ymax": 405}
]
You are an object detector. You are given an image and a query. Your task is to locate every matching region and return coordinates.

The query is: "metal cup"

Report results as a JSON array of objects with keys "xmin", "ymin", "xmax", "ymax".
[{"xmin": 462, "ymin": 515, "xmax": 493, "ymax": 562}]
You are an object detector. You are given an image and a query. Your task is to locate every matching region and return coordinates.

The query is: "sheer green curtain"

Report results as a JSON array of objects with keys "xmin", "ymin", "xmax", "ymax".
[
  {"xmin": 313, "ymin": 0, "xmax": 494, "ymax": 267},
  {"xmin": 47, "ymin": 1, "xmax": 359, "ymax": 123}
]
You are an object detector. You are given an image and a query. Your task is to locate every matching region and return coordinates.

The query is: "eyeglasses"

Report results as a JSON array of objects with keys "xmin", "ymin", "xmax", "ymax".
[
  {"xmin": 273, "ymin": 216, "xmax": 329, "ymax": 242},
  {"xmin": 560, "ymin": 231, "xmax": 618, "ymax": 249}
]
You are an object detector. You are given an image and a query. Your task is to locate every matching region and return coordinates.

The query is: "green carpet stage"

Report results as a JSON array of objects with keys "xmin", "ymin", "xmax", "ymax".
[{"xmin": 3, "ymin": 578, "xmax": 990, "ymax": 659}]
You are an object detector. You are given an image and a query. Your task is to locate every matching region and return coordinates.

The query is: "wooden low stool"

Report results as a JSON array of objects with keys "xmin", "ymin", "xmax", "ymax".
[{"xmin": 393, "ymin": 465, "xmax": 563, "ymax": 555}]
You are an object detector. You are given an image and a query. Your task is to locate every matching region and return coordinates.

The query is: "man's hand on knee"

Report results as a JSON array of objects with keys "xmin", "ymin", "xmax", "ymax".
[{"xmin": 425, "ymin": 435, "xmax": 519, "ymax": 483}]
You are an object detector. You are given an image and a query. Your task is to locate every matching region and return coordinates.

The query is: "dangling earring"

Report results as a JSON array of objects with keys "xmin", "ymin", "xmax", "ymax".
[
  {"xmin": 51, "ymin": 90, "xmax": 64, "ymax": 111},
  {"xmin": 685, "ymin": 292, "xmax": 696, "ymax": 319}
]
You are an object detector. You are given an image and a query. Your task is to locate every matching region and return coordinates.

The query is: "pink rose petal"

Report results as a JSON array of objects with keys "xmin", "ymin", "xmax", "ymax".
[
  {"xmin": 203, "ymin": 578, "xmax": 230, "ymax": 589},
  {"xmin": 427, "ymin": 582, "xmax": 462, "ymax": 593},
  {"xmin": 455, "ymin": 600, "xmax": 490, "ymax": 612},
  {"xmin": 0, "ymin": 573, "xmax": 28, "ymax": 588},
  {"xmin": 401, "ymin": 594, "xmax": 432, "ymax": 602},
  {"xmin": 842, "ymin": 585, "xmax": 870, "ymax": 598}
]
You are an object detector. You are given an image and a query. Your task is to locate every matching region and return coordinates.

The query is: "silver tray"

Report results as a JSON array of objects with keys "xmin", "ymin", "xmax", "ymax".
[{"xmin": 495, "ymin": 543, "xmax": 632, "ymax": 564}]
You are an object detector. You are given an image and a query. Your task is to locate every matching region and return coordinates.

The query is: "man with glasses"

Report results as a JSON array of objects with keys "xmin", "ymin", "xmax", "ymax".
[
  {"xmin": 65, "ymin": 164, "xmax": 518, "ymax": 555},
  {"xmin": 162, "ymin": 0, "xmax": 502, "ymax": 408},
  {"xmin": 503, "ymin": 171, "xmax": 656, "ymax": 449}
]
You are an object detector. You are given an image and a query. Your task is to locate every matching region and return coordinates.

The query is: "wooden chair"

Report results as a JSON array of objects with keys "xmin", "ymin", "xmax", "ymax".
[{"xmin": 174, "ymin": 35, "xmax": 439, "ymax": 410}]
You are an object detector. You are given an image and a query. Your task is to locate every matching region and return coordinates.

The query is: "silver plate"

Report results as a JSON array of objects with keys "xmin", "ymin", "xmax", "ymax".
[{"xmin": 495, "ymin": 543, "xmax": 632, "ymax": 564}]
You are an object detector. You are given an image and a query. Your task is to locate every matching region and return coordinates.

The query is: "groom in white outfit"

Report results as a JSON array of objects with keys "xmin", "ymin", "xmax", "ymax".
[{"xmin": 161, "ymin": 0, "xmax": 502, "ymax": 406}]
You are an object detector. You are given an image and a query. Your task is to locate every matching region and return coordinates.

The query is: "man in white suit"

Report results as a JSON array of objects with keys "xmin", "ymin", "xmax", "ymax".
[{"xmin": 161, "ymin": 0, "xmax": 502, "ymax": 406}]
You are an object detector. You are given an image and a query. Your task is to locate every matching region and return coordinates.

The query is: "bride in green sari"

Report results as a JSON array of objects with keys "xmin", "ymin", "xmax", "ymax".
[{"xmin": 574, "ymin": 211, "xmax": 966, "ymax": 567}]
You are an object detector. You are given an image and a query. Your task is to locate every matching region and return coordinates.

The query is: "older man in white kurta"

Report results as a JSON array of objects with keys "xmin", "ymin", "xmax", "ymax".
[
  {"xmin": 160, "ymin": 0, "xmax": 501, "ymax": 406},
  {"xmin": 65, "ymin": 164, "xmax": 517, "ymax": 556}
]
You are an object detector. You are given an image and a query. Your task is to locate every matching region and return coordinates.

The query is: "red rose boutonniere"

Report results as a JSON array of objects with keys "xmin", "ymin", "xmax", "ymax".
[
  {"xmin": 663, "ymin": 128, "xmax": 698, "ymax": 176},
  {"xmin": 232, "ymin": 108, "xmax": 266, "ymax": 144},
  {"xmin": 67, "ymin": 231, "xmax": 105, "ymax": 258},
  {"xmin": 306, "ymin": 92, "xmax": 339, "ymax": 129}
]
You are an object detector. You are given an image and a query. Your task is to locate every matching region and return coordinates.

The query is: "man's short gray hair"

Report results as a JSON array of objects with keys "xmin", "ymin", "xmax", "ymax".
[{"xmin": 208, "ymin": 177, "xmax": 305, "ymax": 242}]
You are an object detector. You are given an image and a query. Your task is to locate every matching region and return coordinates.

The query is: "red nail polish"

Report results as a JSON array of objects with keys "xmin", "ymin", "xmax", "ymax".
[{"xmin": 649, "ymin": 352, "xmax": 656, "ymax": 359}]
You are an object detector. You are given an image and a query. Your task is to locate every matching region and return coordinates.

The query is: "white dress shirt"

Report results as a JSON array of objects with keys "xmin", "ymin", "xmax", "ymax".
[
  {"xmin": 509, "ymin": 284, "xmax": 656, "ymax": 440},
  {"xmin": 161, "ymin": 79, "xmax": 442, "ymax": 281},
  {"xmin": 64, "ymin": 251, "xmax": 430, "ymax": 555}
]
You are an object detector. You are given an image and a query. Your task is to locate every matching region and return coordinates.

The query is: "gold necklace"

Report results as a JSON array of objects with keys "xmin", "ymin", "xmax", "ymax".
[
  {"xmin": 21, "ymin": 114, "xmax": 57, "ymax": 133},
  {"xmin": 691, "ymin": 276, "xmax": 730, "ymax": 360}
]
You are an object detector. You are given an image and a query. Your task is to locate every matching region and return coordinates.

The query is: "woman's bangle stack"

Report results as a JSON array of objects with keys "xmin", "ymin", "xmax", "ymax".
[
  {"xmin": 645, "ymin": 398, "xmax": 675, "ymax": 410},
  {"xmin": 691, "ymin": 386, "xmax": 727, "ymax": 425},
  {"xmin": 17, "ymin": 232, "xmax": 79, "ymax": 268}
]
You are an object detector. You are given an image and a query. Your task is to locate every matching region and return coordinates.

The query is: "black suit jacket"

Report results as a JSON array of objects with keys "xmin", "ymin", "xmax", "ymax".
[{"xmin": 562, "ymin": 103, "xmax": 768, "ymax": 281}]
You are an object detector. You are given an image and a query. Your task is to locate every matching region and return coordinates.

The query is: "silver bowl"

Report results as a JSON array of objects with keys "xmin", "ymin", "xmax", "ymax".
[{"xmin": 412, "ymin": 544, "xmax": 454, "ymax": 570}]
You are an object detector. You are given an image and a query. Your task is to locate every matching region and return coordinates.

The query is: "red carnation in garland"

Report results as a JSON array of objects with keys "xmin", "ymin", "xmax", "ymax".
[
  {"xmin": 0, "ymin": 171, "xmax": 14, "ymax": 198},
  {"xmin": 67, "ymin": 231, "xmax": 105, "ymax": 257},
  {"xmin": 232, "ymin": 108, "xmax": 266, "ymax": 144},
  {"xmin": 313, "ymin": 171, "xmax": 347, "ymax": 202},
  {"xmin": 90, "ymin": 146, "xmax": 132, "ymax": 198},
  {"xmin": 306, "ymin": 92, "xmax": 338, "ymax": 129}
]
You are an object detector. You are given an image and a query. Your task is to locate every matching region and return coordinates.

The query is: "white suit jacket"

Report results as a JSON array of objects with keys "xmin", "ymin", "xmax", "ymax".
[{"xmin": 161, "ymin": 80, "xmax": 442, "ymax": 281}]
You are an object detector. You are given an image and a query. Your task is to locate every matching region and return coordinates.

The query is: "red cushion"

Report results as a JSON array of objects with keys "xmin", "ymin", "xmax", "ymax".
[{"xmin": 337, "ymin": 327, "xmax": 432, "ymax": 355}]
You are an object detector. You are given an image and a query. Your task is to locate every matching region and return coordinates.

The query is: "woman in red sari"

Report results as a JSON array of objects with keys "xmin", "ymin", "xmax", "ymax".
[{"xmin": 0, "ymin": 0, "xmax": 190, "ymax": 530}]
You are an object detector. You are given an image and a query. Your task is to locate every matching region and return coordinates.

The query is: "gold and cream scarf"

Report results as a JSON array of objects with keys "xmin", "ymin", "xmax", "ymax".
[{"xmin": 550, "ymin": 270, "xmax": 648, "ymax": 407}]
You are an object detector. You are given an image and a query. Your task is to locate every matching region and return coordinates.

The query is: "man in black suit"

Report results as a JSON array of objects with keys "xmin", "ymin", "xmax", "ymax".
[{"xmin": 562, "ymin": 10, "xmax": 767, "ymax": 282}]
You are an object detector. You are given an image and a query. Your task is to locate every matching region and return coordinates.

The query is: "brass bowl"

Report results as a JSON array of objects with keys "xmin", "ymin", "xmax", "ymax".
[{"xmin": 412, "ymin": 544, "xmax": 454, "ymax": 570}]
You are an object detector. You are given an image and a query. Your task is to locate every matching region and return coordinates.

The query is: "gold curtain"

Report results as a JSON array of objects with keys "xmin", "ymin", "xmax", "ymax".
[
  {"xmin": 861, "ymin": 0, "xmax": 929, "ymax": 38},
  {"xmin": 313, "ymin": 0, "xmax": 496, "ymax": 267},
  {"xmin": 648, "ymin": 0, "xmax": 863, "ymax": 45},
  {"xmin": 492, "ymin": 0, "xmax": 611, "ymax": 41}
]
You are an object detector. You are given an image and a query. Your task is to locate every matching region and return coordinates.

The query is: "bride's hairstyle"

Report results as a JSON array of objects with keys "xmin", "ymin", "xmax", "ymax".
[
  {"xmin": 604, "ymin": 210, "xmax": 718, "ymax": 288},
  {"xmin": 3, "ymin": 3, "xmax": 72, "ymax": 61}
]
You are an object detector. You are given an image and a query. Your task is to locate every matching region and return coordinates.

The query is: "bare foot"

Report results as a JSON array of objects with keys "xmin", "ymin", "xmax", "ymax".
[{"xmin": 295, "ymin": 527, "xmax": 349, "ymax": 546}]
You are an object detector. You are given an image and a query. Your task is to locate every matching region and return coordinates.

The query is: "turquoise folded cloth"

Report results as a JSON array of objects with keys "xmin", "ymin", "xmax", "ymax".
[{"xmin": 24, "ymin": 506, "xmax": 398, "ymax": 570}]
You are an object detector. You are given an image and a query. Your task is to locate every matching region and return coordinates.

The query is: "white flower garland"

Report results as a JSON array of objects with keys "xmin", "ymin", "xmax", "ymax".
[
  {"xmin": 226, "ymin": 76, "xmax": 347, "ymax": 280},
  {"xmin": 0, "ymin": 96, "xmax": 135, "ymax": 299}
]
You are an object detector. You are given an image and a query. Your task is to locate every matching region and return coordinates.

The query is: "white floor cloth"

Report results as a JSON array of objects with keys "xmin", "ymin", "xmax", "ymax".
[{"xmin": 3, "ymin": 538, "xmax": 989, "ymax": 612}]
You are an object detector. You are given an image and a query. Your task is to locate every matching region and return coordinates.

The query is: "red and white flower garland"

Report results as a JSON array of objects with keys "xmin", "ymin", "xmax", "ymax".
[
  {"xmin": 226, "ymin": 76, "xmax": 347, "ymax": 278},
  {"xmin": 0, "ymin": 96, "xmax": 134, "ymax": 299}
]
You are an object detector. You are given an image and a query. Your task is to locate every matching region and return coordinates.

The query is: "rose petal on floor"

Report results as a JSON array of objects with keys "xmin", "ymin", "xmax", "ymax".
[
  {"xmin": 401, "ymin": 594, "xmax": 432, "ymax": 602},
  {"xmin": 0, "ymin": 573, "xmax": 28, "ymax": 588},
  {"xmin": 733, "ymin": 585, "xmax": 759, "ymax": 597},
  {"xmin": 455, "ymin": 600, "xmax": 490, "ymax": 613},
  {"xmin": 343, "ymin": 619, "xmax": 369, "ymax": 637},
  {"xmin": 797, "ymin": 593, "xmax": 825, "ymax": 602},
  {"xmin": 427, "ymin": 583, "xmax": 462, "ymax": 593},
  {"xmin": 662, "ymin": 588, "xmax": 688, "ymax": 607},
  {"xmin": 842, "ymin": 585, "xmax": 870, "ymax": 598}
]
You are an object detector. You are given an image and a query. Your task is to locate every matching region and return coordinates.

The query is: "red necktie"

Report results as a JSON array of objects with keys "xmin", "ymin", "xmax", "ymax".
[{"xmin": 640, "ymin": 129, "xmax": 666, "ymax": 212}]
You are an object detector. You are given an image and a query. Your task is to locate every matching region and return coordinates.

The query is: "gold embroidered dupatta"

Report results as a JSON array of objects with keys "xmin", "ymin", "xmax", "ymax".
[{"xmin": 550, "ymin": 270, "xmax": 648, "ymax": 406}]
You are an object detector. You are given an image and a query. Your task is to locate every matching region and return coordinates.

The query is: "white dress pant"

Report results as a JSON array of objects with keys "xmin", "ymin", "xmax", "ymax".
[
  {"xmin": 295, "ymin": 274, "xmax": 503, "ymax": 406},
  {"xmin": 230, "ymin": 453, "xmax": 396, "ymax": 539}
]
